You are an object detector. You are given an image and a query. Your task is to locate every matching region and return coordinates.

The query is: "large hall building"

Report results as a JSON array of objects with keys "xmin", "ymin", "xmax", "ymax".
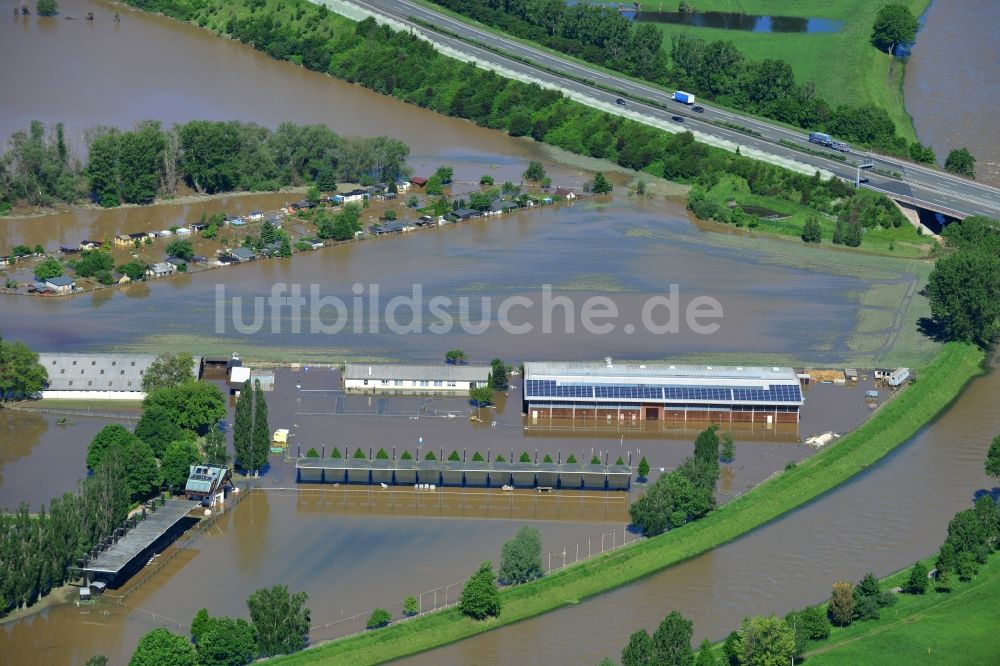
[{"xmin": 523, "ymin": 359, "xmax": 804, "ymax": 425}]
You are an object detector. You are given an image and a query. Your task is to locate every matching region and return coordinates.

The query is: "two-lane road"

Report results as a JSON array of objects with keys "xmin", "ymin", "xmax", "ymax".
[{"xmin": 339, "ymin": 0, "xmax": 1000, "ymax": 219}]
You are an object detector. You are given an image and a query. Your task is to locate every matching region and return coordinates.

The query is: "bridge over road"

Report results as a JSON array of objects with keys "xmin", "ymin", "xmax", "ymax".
[{"xmin": 338, "ymin": 0, "xmax": 1000, "ymax": 221}]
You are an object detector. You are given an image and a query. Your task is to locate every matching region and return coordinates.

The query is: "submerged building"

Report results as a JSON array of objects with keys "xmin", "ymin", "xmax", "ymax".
[
  {"xmin": 37, "ymin": 353, "xmax": 199, "ymax": 400},
  {"xmin": 344, "ymin": 364, "xmax": 491, "ymax": 395},
  {"xmin": 523, "ymin": 359, "xmax": 804, "ymax": 425}
]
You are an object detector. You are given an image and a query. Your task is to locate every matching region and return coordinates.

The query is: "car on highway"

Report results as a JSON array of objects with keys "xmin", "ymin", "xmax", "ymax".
[
  {"xmin": 693, "ymin": 106, "xmax": 704, "ymax": 113},
  {"xmin": 615, "ymin": 98, "xmax": 626, "ymax": 106},
  {"xmin": 671, "ymin": 115, "xmax": 684, "ymax": 123}
]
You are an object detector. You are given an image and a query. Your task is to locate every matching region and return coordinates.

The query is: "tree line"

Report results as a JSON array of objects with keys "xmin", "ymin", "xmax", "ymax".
[
  {"xmin": 0, "ymin": 119, "xmax": 410, "ymax": 210},
  {"xmin": 233, "ymin": 378, "xmax": 270, "ymax": 475},
  {"xmin": 126, "ymin": 584, "xmax": 310, "ymax": 666}
]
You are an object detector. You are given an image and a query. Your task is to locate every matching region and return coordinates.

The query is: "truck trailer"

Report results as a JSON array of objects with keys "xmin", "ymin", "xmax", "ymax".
[
  {"xmin": 808, "ymin": 132, "xmax": 833, "ymax": 146},
  {"xmin": 673, "ymin": 91, "xmax": 695, "ymax": 105}
]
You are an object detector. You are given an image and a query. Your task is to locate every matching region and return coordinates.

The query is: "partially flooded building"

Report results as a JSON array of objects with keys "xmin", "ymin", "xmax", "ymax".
[
  {"xmin": 523, "ymin": 359, "xmax": 804, "ymax": 425},
  {"xmin": 37, "ymin": 353, "xmax": 199, "ymax": 400},
  {"xmin": 344, "ymin": 364, "xmax": 490, "ymax": 395}
]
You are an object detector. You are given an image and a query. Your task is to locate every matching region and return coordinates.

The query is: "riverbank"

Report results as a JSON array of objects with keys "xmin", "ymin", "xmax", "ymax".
[
  {"xmin": 265, "ymin": 342, "xmax": 984, "ymax": 665},
  {"xmin": 803, "ymin": 552, "xmax": 1000, "ymax": 664}
]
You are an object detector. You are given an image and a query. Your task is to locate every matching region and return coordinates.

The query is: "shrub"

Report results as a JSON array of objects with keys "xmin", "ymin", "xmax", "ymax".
[
  {"xmin": 904, "ymin": 562, "xmax": 929, "ymax": 594},
  {"xmin": 366, "ymin": 608, "xmax": 391, "ymax": 629},
  {"xmin": 460, "ymin": 562, "xmax": 501, "ymax": 620},
  {"xmin": 472, "ymin": 451, "xmax": 484, "ymax": 462},
  {"xmin": 566, "ymin": 454, "xmax": 578, "ymax": 464},
  {"xmin": 448, "ymin": 450, "xmax": 461, "ymax": 461},
  {"xmin": 353, "ymin": 447, "xmax": 366, "ymax": 459},
  {"xmin": 518, "ymin": 452, "xmax": 531, "ymax": 463},
  {"xmin": 305, "ymin": 448, "xmax": 319, "ymax": 458},
  {"xmin": 403, "ymin": 596, "xmax": 418, "ymax": 616},
  {"xmin": 376, "ymin": 448, "xmax": 389, "ymax": 459}
]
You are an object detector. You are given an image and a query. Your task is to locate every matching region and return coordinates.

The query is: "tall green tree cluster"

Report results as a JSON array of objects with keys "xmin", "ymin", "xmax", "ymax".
[
  {"xmin": 498, "ymin": 525, "xmax": 543, "ymax": 585},
  {"xmin": 0, "ymin": 336, "xmax": 48, "ymax": 399},
  {"xmin": 1, "ymin": 118, "xmax": 409, "ymax": 209},
  {"xmin": 233, "ymin": 379, "xmax": 270, "ymax": 474},
  {"xmin": 629, "ymin": 425, "xmax": 720, "ymax": 536},
  {"xmin": 620, "ymin": 610, "xmax": 695, "ymax": 666},
  {"xmin": 926, "ymin": 215, "xmax": 1000, "ymax": 346},
  {"xmin": 0, "ymin": 449, "xmax": 129, "ymax": 617},
  {"xmin": 0, "ymin": 121, "xmax": 81, "ymax": 208}
]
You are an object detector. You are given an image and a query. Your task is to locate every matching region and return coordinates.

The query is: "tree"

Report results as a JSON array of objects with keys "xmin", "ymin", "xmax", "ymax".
[
  {"xmin": 0, "ymin": 337, "xmax": 48, "ymax": 399},
  {"xmin": 694, "ymin": 638, "xmax": 718, "ymax": 666},
  {"xmin": 944, "ymin": 148, "xmax": 976, "ymax": 178},
  {"xmin": 828, "ymin": 581, "xmax": 855, "ymax": 626},
  {"xmin": 251, "ymin": 380, "xmax": 270, "ymax": 473},
  {"xmin": 445, "ymin": 349, "xmax": 467, "ymax": 364},
  {"xmin": 652, "ymin": 610, "xmax": 694, "ymax": 666},
  {"xmin": 117, "ymin": 260, "xmax": 147, "ymax": 280},
  {"xmin": 459, "ymin": 561, "xmax": 501, "ymax": 620},
  {"xmin": 722, "ymin": 631, "xmax": 740, "ymax": 666},
  {"xmin": 144, "ymin": 382, "xmax": 226, "ymax": 434},
  {"xmin": 480, "ymin": 174, "xmax": 494, "ymax": 186},
  {"xmin": 720, "ymin": 432, "xmax": 735, "ymax": 463},
  {"xmin": 118, "ymin": 438, "xmax": 161, "ymax": 502},
  {"xmin": 801, "ymin": 217, "xmax": 822, "ymax": 243},
  {"xmin": 191, "ymin": 608, "xmax": 211, "ymax": 643},
  {"xmin": 247, "ymin": 585, "xmax": 310, "ymax": 657},
  {"xmin": 162, "ymin": 440, "xmax": 201, "ymax": 491},
  {"xmin": 520, "ymin": 452, "xmax": 533, "ymax": 463},
  {"xmin": 72, "ymin": 249, "xmax": 114, "ymax": 278},
  {"xmin": 197, "ymin": 616, "xmax": 257, "ymax": 666},
  {"xmin": 926, "ymin": 251, "xmax": 1000, "ymax": 345},
  {"xmin": 129, "ymin": 628, "xmax": 195, "ymax": 666},
  {"xmin": 904, "ymin": 562, "xmax": 929, "ymax": 594},
  {"xmin": 735, "ymin": 615, "xmax": 796, "ymax": 666},
  {"xmin": 935, "ymin": 569, "xmax": 954, "ymax": 593},
  {"xmin": 366, "ymin": 608, "xmax": 391, "ymax": 629},
  {"xmin": 355, "ymin": 447, "xmax": 367, "ymax": 459},
  {"xmin": 433, "ymin": 166, "xmax": 454, "ymax": 183},
  {"xmin": 490, "ymin": 358, "xmax": 509, "ymax": 390},
  {"xmin": 166, "ymin": 239, "xmax": 195, "ymax": 261},
  {"xmin": 566, "ymin": 454, "xmax": 578, "ymax": 464},
  {"xmin": 523, "ymin": 160, "xmax": 546, "ymax": 182},
  {"xmin": 499, "ymin": 525, "xmax": 543, "ymax": 585},
  {"xmin": 638, "ymin": 456, "xmax": 650, "ymax": 480},
  {"xmin": 621, "ymin": 629, "xmax": 653, "ymax": 666},
  {"xmin": 853, "ymin": 571, "xmax": 893, "ymax": 620},
  {"xmin": 142, "ymin": 353, "xmax": 195, "ymax": 393},
  {"xmin": 400, "ymin": 450, "xmax": 412, "ymax": 460},
  {"xmin": 936, "ymin": 542, "xmax": 957, "ymax": 573},
  {"xmin": 203, "ymin": 427, "xmax": 229, "ymax": 465},
  {"xmin": 305, "ymin": 447, "xmax": 319, "ymax": 458},
  {"xmin": 797, "ymin": 605, "xmax": 830, "ymax": 640},
  {"xmin": 36, "ymin": 0, "xmax": 57, "ymax": 17},
  {"xmin": 34, "ymin": 257, "xmax": 63, "ymax": 281},
  {"xmin": 87, "ymin": 424, "xmax": 137, "ymax": 471},
  {"xmin": 470, "ymin": 385, "xmax": 493, "ymax": 406},
  {"xmin": 871, "ymin": 4, "xmax": 918, "ymax": 55},
  {"xmin": 233, "ymin": 379, "xmax": 253, "ymax": 472},
  {"xmin": 591, "ymin": 172, "xmax": 613, "ymax": 194},
  {"xmin": 404, "ymin": 595, "xmax": 419, "ymax": 616},
  {"xmin": 987, "ymin": 435, "xmax": 1000, "ymax": 479}
]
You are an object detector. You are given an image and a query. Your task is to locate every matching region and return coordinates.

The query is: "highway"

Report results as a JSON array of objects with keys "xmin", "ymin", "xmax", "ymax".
[{"xmin": 342, "ymin": 0, "xmax": 1000, "ymax": 220}]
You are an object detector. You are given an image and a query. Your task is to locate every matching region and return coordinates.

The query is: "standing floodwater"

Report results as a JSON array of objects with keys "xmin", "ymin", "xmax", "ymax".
[{"xmin": 904, "ymin": 0, "xmax": 1000, "ymax": 186}]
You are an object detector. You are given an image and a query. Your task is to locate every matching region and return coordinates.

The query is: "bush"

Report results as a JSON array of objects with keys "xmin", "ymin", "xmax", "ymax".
[
  {"xmin": 403, "ymin": 596, "xmax": 419, "ymax": 616},
  {"xmin": 935, "ymin": 569, "xmax": 954, "ymax": 593},
  {"xmin": 797, "ymin": 605, "xmax": 830, "ymax": 640},
  {"xmin": 305, "ymin": 448, "xmax": 319, "ymax": 458},
  {"xmin": 518, "ymin": 452, "xmax": 531, "ymax": 463},
  {"xmin": 472, "ymin": 451, "xmax": 484, "ymax": 462},
  {"xmin": 366, "ymin": 608, "xmax": 391, "ymax": 629},
  {"xmin": 448, "ymin": 450, "xmax": 461, "ymax": 461},
  {"xmin": 801, "ymin": 217, "xmax": 822, "ymax": 243}
]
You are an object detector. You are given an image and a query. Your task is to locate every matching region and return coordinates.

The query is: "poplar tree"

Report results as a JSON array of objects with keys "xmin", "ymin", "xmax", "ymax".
[
  {"xmin": 233, "ymin": 379, "xmax": 253, "ymax": 473},
  {"xmin": 251, "ymin": 379, "xmax": 270, "ymax": 473}
]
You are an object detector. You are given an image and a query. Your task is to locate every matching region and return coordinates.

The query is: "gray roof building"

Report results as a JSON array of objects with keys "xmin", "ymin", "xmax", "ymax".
[
  {"xmin": 45, "ymin": 276, "xmax": 76, "ymax": 288},
  {"xmin": 228, "ymin": 247, "xmax": 256, "ymax": 262},
  {"xmin": 39, "ymin": 353, "xmax": 199, "ymax": 393},
  {"xmin": 344, "ymin": 363, "xmax": 490, "ymax": 383}
]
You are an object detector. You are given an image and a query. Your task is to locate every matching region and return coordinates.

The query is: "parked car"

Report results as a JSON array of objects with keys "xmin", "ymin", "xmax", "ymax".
[
  {"xmin": 671, "ymin": 115, "xmax": 684, "ymax": 123},
  {"xmin": 693, "ymin": 105, "xmax": 705, "ymax": 113},
  {"xmin": 615, "ymin": 98, "xmax": 626, "ymax": 106}
]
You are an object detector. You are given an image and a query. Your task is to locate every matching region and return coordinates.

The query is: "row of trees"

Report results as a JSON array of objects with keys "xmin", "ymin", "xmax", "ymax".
[
  {"xmin": 925, "ymin": 215, "xmax": 1000, "ymax": 346},
  {"xmin": 0, "ymin": 119, "xmax": 410, "ymax": 209},
  {"xmin": 305, "ymin": 445, "xmax": 628, "ymax": 467},
  {"xmin": 0, "ymin": 450, "xmax": 129, "ymax": 616},
  {"xmin": 233, "ymin": 378, "xmax": 270, "ymax": 475},
  {"xmin": 128, "ymin": 584, "xmax": 310, "ymax": 665}
]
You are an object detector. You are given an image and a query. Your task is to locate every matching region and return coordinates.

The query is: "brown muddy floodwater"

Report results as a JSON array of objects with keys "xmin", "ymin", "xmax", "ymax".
[{"xmin": 904, "ymin": 0, "xmax": 1000, "ymax": 187}]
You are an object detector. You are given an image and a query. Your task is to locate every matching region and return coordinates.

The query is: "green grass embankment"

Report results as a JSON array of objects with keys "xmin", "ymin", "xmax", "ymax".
[
  {"xmin": 698, "ymin": 174, "xmax": 935, "ymax": 258},
  {"xmin": 803, "ymin": 553, "xmax": 1000, "ymax": 664},
  {"xmin": 270, "ymin": 342, "xmax": 985, "ymax": 665}
]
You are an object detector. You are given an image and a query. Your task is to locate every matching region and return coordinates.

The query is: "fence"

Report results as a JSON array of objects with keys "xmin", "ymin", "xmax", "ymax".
[{"xmin": 5, "ymin": 404, "xmax": 139, "ymax": 421}]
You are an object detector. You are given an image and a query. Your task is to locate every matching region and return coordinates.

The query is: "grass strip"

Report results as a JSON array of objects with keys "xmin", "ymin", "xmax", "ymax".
[{"xmin": 270, "ymin": 341, "xmax": 985, "ymax": 665}]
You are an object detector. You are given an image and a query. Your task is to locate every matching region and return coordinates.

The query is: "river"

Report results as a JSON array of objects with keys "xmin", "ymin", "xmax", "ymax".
[{"xmin": 904, "ymin": 0, "xmax": 1000, "ymax": 187}]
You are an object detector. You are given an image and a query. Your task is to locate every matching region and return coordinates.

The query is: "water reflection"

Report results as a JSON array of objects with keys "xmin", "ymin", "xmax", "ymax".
[{"xmin": 629, "ymin": 11, "xmax": 844, "ymax": 33}]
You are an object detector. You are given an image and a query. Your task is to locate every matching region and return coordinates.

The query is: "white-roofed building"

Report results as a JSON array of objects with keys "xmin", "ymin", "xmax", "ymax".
[
  {"xmin": 344, "ymin": 364, "xmax": 490, "ymax": 394},
  {"xmin": 38, "ymin": 353, "xmax": 199, "ymax": 400}
]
